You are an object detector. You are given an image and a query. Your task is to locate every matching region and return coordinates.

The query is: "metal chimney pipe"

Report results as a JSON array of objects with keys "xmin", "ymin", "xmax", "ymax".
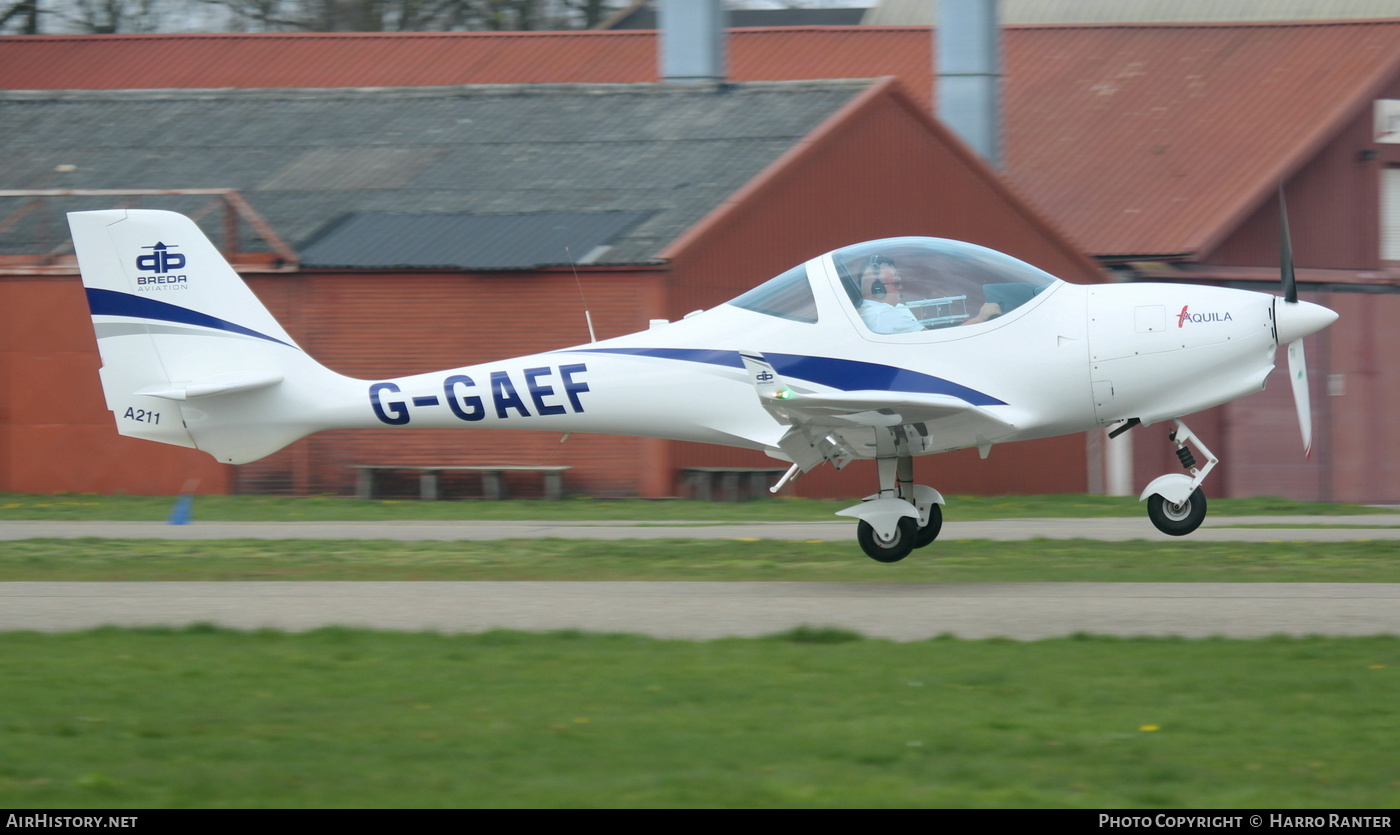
[
  {"xmin": 659, "ymin": 0, "xmax": 728, "ymax": 83},
  {"xmin": 937, "ymin": 0, "xmax": 1002, "ymax": 169}
]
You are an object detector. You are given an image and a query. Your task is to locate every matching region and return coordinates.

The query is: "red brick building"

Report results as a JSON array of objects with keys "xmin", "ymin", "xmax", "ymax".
[
  {"xmin": 0, "ymin": 77, "xmax": 1103, "ymax": 499},
  {"xmin": 5, "ymin": 20, "xmax": 1399, "ymax": 501}
]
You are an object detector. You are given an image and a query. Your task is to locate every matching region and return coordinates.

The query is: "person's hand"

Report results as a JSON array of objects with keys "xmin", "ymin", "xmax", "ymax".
[{"xmin": 961, "ymin": 302, "xmax": 1002, "ymax": 326}]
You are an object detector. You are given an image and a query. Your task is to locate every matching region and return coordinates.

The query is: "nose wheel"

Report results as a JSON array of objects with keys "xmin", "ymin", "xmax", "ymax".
[
  {"xmin": 1147, "ymin": 487, "xmax": 1207, "ymax": 536},
  {"xmin": 1138, "ymin": 419, "xmax": 1216, "ymax": 537}
]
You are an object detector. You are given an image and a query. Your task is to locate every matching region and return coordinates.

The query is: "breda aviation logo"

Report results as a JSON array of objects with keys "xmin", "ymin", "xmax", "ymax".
[{"xmin": 135, "ymin": 242, "xmax": 188, "ymax": 289}]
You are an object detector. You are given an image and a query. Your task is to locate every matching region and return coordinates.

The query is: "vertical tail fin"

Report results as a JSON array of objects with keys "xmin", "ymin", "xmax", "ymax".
[{"xmin": 70, "ymin": 209, "xmax": 347, "ymax": 463}]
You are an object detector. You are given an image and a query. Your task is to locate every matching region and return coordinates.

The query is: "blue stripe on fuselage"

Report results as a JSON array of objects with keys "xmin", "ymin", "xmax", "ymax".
[
  {"xmin": 565, "ymin": 347, "xmax": 1005, "ymax": 406},
  {"xmin": 85, "ymin": 288, "xmax": 298, "ymax": 349}
]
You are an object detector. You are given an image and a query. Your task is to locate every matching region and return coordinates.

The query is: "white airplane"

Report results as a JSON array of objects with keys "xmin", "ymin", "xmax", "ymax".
[{"xmin": 68, "ymin": 207, "xmax": 1337, "ymax": 562}]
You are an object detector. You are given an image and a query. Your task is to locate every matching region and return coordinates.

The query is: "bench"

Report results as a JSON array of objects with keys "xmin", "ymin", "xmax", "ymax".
[
  {"xmin": 679, "ymin": 467, "xmax": 788, "ymax": 502},
  {"xmin": 351, "ymin": 465, "xmax": 571, "ymax": 501}
]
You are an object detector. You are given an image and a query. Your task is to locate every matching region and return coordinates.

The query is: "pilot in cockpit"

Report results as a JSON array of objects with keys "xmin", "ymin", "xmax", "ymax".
[
  {"xmin": 857, "ymin": 255, "xmax": 1004, "ymax": 333},
  {"xmin": 856, "ymin": 256, "xmax": 923, "ymax": 334}
]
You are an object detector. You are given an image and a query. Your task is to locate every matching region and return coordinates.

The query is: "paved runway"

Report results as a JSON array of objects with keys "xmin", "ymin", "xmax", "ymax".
[
  {"xmin": 2, "ymin": 580, "xmax": 1396, "ymax": 640},
  {"xmin": 4, "ymin": 515, "xmax": 1397, "ymax": 639},
  {"xmin": 4, "ymin": 514, "xmax": 1399, "ymax": 542}
]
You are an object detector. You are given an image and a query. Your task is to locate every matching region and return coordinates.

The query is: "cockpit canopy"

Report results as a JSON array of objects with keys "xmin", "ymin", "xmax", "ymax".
[
  {"xmin": 834, "ymin": 238, "xmax": 1059, "ymax": 332},
  {"xmin": 727, "ymin": 237, "xmax": 1060, "ymax": 332}
]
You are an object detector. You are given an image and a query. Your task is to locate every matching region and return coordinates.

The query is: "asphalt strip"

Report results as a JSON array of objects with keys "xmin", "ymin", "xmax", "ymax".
[{"xmin": 4, "ymin": 515, "xmax": 1397, "ymax": 638}]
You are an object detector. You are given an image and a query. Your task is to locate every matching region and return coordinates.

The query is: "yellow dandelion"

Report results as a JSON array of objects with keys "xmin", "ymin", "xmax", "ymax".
[{"xmin": 1139, "ymin": 724, "xmax": 1160, "ymax": 732}]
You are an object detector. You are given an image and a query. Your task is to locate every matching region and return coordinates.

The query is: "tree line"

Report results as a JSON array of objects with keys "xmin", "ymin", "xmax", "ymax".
[{"xmin": 0, "ymin": 0, "xmax": 622, "ymax": 34}]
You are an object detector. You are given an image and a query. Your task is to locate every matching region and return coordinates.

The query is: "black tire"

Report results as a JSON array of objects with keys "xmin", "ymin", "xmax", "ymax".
[
  {"xmin": 1147, "ymin": 487, "xmax": 1207, "ymax": 536},
  {"xmin": 913, "ymin": 503, "xmax": 943, "ymax": 549},
  {"xmin": 857, "ymin": 517, "xmax": 918, "ymax": 563}
]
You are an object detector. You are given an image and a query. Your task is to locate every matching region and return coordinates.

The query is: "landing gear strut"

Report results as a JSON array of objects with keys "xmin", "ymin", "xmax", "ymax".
[
  {"xmin": 912, "ymin": 503, "xmax": 943, "ymax": 549},
  {"xmin": 1139, "ymin": 419, "xmax": 1217, "ymax": 537},
  {"xmin": 837, "ymin": 432, "xmax": 945, "ymax": 562}
]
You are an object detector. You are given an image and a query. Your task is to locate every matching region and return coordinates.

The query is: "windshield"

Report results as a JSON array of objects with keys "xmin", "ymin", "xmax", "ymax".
[
  {"xmin": 726, "ymin": 263, "xmax": 818, "ymax": 324},
  {"xmin": 832, "ymin": 238, "xmax": 1058, "ymax": 334}
]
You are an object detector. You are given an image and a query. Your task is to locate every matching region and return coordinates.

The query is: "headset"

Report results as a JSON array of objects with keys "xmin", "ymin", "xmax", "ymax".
[{"xmin": 867, "ymin": 255, "xmax": 896, "ymax": 299}]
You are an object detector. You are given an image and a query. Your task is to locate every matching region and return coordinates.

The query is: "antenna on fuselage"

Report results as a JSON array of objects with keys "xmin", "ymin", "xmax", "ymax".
[{"xmin": 566, "ymin": 247, "xmax": 598, "ymax": 343}]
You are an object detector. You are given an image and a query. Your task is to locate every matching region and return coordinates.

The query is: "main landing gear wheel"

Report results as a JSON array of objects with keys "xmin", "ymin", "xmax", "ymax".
[
  {"xmin": 913, "ymin": 503, "xmax": 943, "ymax": 549},
  {"xmin": 857, "ymin": 517, "xmax": 918, "ymax": 563},
  {"xmin": 1147, "ymin": 487, "xmax": 1208, "ymax": 536}
]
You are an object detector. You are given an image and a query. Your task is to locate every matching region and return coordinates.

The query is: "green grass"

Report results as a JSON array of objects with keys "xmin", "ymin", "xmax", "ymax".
[
  {"xmin": 1218, "ymin": 524, "xmax": 1400, "ymax": 530},
  {"xmin": 0, "ymin": 627, "xmax": 1396, "ymax": 808},
  {"xmin": 4, "ymin": 538, "xmax": 1399, "ymax": 582},
  {"xmin": 1, "ymin": 492, "xmax": 1392, "ymax": 522}
]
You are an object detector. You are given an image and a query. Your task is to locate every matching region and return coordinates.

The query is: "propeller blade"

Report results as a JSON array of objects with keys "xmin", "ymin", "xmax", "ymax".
[
  {"xmin": 1279, "ymin": 185, "xmax": 1297, "ymax": 304},
  {"xmin": 1287, "ymin": 338, "xmax": 1312, "ymax": 457}
]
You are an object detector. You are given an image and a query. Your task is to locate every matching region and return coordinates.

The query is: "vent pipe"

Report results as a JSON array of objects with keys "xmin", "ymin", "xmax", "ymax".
[
  {"xmin": 937, "ymin": 0, "xmax": 1002, "ymax": 168},
  {"xmin": 659, "ymin": 0, "xmax": 728, "ymax": 83}
]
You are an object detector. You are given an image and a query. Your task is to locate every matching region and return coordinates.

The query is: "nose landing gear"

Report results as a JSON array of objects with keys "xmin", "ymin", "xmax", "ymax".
[{"xmin": 1139, "ymin": 419, "xmax": 1217, "ymax": 536}]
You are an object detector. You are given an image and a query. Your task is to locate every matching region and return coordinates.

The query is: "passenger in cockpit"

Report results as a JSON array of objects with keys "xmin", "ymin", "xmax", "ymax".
[{"xmin": 856, "ymin": 256, "xmax": 924, "ymax": 334}]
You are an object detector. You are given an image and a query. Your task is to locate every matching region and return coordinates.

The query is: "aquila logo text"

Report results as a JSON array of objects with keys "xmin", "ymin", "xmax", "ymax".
[{"xmin": 1177, "ymin": 306, "xmax": 1233, "ymax": 328}]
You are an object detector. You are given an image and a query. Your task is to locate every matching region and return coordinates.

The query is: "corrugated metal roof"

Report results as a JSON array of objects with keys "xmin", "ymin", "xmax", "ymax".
[
  {"xmin": 604, "ymin": 5, "xmax": 868, "ymax": 29},
  {"xmin": 299, "ymin": 210, "xmax": 653, "ymax": 270},
  {"xmin": 866, "ymin": 0, "xmax": 1400, "ymax": 26},
  {"xmin": 0, "ymin": 81, "xmax": 871, "ymax": 264},
  {"xmin": 4, "ymin": 22, "xmax": 1400, "ymax": 257}
]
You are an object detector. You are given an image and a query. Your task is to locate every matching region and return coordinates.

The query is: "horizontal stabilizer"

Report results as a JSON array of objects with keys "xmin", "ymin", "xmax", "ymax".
[{"xmin": 136, "ymin": 371, "xmax": 284, "ymax": 401}]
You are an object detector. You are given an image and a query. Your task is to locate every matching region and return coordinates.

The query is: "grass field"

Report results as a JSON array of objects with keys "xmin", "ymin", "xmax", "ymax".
[
  {"xmin": 4, "ymin": 492, "xmax": 1397, "ymax": 808},
  {"xmin": 4, "ymin": 537, "xmax": 1400, "ymax": 582},
  {"xmin": 2, "ymin": 492, "xmax": 1392, "ymax": 523},
  {"xmin": 1, "ymin": 627, "xmax": 1396, "ymax": 808}
]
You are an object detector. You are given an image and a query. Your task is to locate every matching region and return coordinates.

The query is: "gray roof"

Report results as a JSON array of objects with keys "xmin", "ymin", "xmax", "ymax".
[
  {"xmin": 0, "ymin": 81, "xmax": 872, "ymax": 268},
  {"xmin": 865, "ymin": 0, "xmax": 1400, "ymax": 25},
  {"xmin": 299, "ymin": 211, "xmax": 654, "ymax": 270},
  {"xmin": 605, "ymin": 5, "xmax": 868, "ymax": 29}
]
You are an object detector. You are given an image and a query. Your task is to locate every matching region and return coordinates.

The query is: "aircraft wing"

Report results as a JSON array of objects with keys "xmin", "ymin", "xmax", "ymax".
[
  {"xmin": 739, "ymin": 351, "xmax": 1019, "ymax": 471},
  {"xmin": 761, "ymin": 389, "xmax": 1012, "ymax": 428}
]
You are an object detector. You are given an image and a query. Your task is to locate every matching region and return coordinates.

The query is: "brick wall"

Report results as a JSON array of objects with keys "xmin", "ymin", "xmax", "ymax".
[
  {"xmin": 0, "ymin": 276, "xmax": 230, "ymax": 495},
  {"xmin": 235, "ymin": 269, "xmax": 664, "ymax": 496}
]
